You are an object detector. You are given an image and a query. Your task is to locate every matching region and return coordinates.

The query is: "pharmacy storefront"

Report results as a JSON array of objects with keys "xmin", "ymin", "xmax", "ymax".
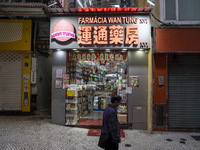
[{"xmin": 50, "ymin": 8, "xmax": 152, "ymax": 130}]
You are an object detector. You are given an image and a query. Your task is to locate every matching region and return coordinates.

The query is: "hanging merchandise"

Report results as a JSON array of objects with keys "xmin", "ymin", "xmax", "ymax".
[{"xmin": 63, "ymin": 74, "xmax": 70, "ymax": 89}]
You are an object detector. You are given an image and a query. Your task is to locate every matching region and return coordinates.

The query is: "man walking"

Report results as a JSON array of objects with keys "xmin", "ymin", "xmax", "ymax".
[{"xmin": 98, "ymin": 95, "xmax": 122, "ymax": 150}]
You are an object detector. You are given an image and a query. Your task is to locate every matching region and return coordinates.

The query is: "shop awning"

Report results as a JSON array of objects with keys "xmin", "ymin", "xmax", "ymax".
[
  {"xmin": 48, "ymin": 7, "xmax": 153, "ymax": 16},
  {"xmin": 0, "ymin": 2, "xmax": 152, "ymax": 19},
  {"xmin": 0, "ymin": 2, "xmax": 47, "ymax": 18}
]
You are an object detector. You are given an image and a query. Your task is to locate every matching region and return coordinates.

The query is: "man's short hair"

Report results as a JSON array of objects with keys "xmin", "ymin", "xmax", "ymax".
[{"xmin": 111, "ymin": 95, "xmax": 122, "ymax": 103}]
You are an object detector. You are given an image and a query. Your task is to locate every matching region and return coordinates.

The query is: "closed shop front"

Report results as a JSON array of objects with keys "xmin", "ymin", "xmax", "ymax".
[
  {"xmin": 168, "ymin": 55, "xmax": 200, "ymax": 129},
  {"xmin": 0, "ymin": 52, "xmax": 22, "ymax": 110},
  {"xmin": 0, "ymin": 19, "xmax": 32, "ymax": 113},
  {"xmin": 154, "ymin": 28, "xmax": 200, "ymax": 131}
]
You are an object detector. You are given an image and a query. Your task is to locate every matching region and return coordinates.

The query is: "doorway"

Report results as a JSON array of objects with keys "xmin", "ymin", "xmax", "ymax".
[{"xmin": 65, "ymin": 51, "xmax": 128, "ymax": 126}]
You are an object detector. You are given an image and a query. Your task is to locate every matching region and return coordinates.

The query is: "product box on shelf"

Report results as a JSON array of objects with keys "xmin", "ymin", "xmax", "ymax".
[
  {"xmin": 118, "ymin": 114, "xmax": 127, "ymax": 124},
  {"xmin": 65, "ymin": 85, "xmax": 80, "ymax": 125}
]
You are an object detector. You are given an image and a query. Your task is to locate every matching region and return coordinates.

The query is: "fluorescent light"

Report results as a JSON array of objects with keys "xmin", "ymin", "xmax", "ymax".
[
  {"xmin": 147, "ymin": 0, "xmax": 155, "ymax": 6},
  {"xmin": 55, "ymin": 50, "xmax": 65, "ymax": 58},
  {"xmin": 89, "ymin": 49, "xmax": 94, "ymax": 51},
  {"xmin": 73, "ymin": 49, "xmax": 77, "ymax": 51},
  {"xmin": 112, "ymin": 5, "xmax": 120, "ymax": 7},
  {"xmin": 48, "ymin": 2, "xmax": 57, "ymax": 7},
  {"xmin": 122, "ymin": 49, "xmax": 127, "ymax": 51},
  {"xmin": 139, "ymin": 49, "xmax": 144, "ymax": 51},
  {"xmin": 105, "ymin": 49, "xmax": 110, "ymax": 51},
  {"xmin": 76, "ymin": 0, "xmax": 84, "ymax": 8}
]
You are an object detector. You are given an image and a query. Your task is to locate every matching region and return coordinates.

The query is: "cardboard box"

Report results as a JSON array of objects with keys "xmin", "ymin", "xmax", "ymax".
[{"xmin": 118, "ymin": 114, "xmax": 127, "ymax": 123}]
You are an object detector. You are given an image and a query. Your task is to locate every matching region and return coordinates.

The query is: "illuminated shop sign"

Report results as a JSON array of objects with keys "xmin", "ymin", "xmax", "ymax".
[
  {"xmin": 70, "ymin": 52, "xmax": 127, "ymax": 61},
  {"xmin": 50, "ymin": 15, "xmax": 150, "ymax": 49},
  {"xmin": 78, "ymin": 24, "xmax": 138, "ymax": 45},
  {"xmin": 51, "ymin": 20, "xmax": 75, "ymax": 42}
]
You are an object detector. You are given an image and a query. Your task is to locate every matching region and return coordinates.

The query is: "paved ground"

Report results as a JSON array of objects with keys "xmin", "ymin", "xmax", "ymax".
[{"xmin": 0, "ymin": 116, "xmax": 199, "ymax": 150}]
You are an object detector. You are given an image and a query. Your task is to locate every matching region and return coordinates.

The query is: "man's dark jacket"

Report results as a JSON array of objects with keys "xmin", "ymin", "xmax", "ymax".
[{"xmin": 101, "ymin": 104, "xmax": 121, "ymax": 144}]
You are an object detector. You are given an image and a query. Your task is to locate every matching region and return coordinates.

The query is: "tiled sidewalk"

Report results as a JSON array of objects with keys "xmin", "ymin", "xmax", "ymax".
[{"xmin": 0, "ymin": 116, "xmax": 199, "ymax": 150}]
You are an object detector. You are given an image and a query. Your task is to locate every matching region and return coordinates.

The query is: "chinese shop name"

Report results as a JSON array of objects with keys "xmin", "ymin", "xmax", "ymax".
[
  {"xmin": 78, "ymin": 25, "xmax": 139, "ymax": 45},
  {"xmin": 77, "ymin": 16, "xmax": 149, "ymax": 46},
  {"xmin": 50, "ymin": 16, "xmax": 150, "ymax": 49}
]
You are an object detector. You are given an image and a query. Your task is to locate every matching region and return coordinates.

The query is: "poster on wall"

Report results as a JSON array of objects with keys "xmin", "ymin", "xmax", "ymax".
[
  {"xmin": 126, "ymin": 87, "xmax": 132, "ymax": 94},
  {"xmin": 129, "ymin": 76, "xmax": 139, "ymax": 89},
  {"xmin": 55, "ymin": 79, "xmax": 62, "ymax": 89},
  {"xmin": 56, "ymin": 69, "xmax": 63, "ymax": 78}
]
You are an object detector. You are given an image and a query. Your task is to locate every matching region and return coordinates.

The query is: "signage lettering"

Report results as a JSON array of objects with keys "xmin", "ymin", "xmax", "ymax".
[
  {"xmin": 51, "ymin": 31, "xmax": 75, "ymax": 39},
  {"xmin": 78, "ymin": 25, "xmax": 139, "ymax": 45},
  {"xmin": 78, "ymin": 16, "xmax": 138, "ymax": 24},
  {"xmin": 70, "ymin": 52, "xmax": 127, "ymax": 61},
  {"xmin": 78, "ymin": 26, "xmax": 92, "ymax": 44},
  {"xmin": 50, "ymin": 15, "xmax": 150, "ymax": 49}
]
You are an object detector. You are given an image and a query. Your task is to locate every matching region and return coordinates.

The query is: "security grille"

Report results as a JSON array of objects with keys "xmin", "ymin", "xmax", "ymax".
[
  {"xmin": 168, "ymin": 55, "xmax": 200, "ymax": 129},
  {"xmin": 0, "ymin": 52, "xmax": 22, "ymax": 110},
  {"xmin": 0, "ymin": 22, "xmax": 23, "ymax": 43}
]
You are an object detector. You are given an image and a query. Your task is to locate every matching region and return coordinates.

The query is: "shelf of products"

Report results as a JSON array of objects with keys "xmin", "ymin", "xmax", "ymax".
[
  {"xmin": 68, "ymin": 59, "xmax": 128, "ymax": 110},
  {"xmin": 65, "ymin": 52, "xmax": 129, "ymax": 124}
]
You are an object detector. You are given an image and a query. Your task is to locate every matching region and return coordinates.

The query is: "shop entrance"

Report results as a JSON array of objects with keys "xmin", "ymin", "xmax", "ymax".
[{"xmin": 65, "ymin": 51, "xmax": 128, "ymax": 126}]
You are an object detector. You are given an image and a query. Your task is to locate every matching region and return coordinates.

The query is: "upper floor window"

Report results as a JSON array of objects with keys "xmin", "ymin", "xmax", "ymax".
[{"xmin": 161, "ymin": 0, "xmax": 200, "ymax": 24}]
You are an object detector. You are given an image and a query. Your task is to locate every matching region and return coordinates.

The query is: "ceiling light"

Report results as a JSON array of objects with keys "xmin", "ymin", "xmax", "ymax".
[
  {"xmin": 73, "ymin": 49, "xmax": 77, "ymax": 51},
  {"xmin": 147, "ymin": 0, "xmax": 155, "ymax": 6},
  {"xmin": 122, "ymin": 49, "xmax": 127, "ymax": 51},
  {"xmin": 89, "ymin": 49, "xmax": 94, "ymax": 51},
  {"xmin": 139, "ymin": 48, "xmax": 144, "ymax": 51},
  {"xmin": 48, "ymin": 2, "xmax": 57, "ymax": 7}
]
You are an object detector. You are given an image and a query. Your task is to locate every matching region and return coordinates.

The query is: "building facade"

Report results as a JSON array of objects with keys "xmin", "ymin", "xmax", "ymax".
[
  {"xmin": 49, "ymin": 7, "xmax": 153, "ymax": 131},
  {"xmin": 153, "ymin": 0, "xmax": 200, "ymax": 131},
  {"xmin": 0, "ymin": 19, "xmax": 32, "ymax": 113}
]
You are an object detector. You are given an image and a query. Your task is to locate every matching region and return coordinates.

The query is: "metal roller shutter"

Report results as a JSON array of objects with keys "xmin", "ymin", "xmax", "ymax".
[
  {"xmin": 168, "ymin": 55, "xmax": 200, "ymax": 129},
  {"xmin": 0, "ymin": 52, "xmax": 22, "ymax": 111}
]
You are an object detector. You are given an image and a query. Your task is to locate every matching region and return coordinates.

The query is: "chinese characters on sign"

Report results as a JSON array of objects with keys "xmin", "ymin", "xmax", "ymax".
[
  {"xmin": 78, "ymin": 26, "xmax": 92, "ymax": 44},
  {"xmin": 78, "ymin": 25, "xmax": 139, "ymax": 45},
  {"xmin": 50, "ymin": 16, "xmax": 150, "ymax": 49},
  {"xmin": 126, "ymin": 26, "xmax": 138, "ymax": 45},
  {"xmin": 94, "ymin": 26, "xmax": 108, "ymax": 44}
]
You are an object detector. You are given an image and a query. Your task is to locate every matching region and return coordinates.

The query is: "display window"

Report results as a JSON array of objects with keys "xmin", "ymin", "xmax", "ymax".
[{"xmin": 65, "ymin": 51, "xmax": 128, "ymax": 125}]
